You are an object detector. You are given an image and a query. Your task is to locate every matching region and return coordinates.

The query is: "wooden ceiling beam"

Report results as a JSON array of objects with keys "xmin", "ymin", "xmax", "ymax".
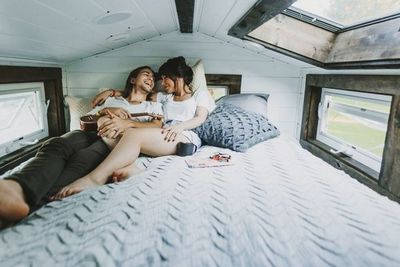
[
  {"xmin": 228, "ymin": 0, "xmax": 297, "ymax": 39},
  {"xmin": 175, "ymin": 0, "xmax": 195, "ymax": 33}
]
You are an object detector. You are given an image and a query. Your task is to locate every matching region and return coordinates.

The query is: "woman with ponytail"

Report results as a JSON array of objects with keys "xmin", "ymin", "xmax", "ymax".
[{"xmin": 53, "ymin": 56, "xmax": 215, "ymax": 199}]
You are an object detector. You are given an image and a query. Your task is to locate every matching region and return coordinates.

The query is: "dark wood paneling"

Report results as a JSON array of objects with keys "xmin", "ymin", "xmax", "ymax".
[
  {"xmin": 325, "ymin": 59, "xmax": 400, "ymax": 69},
  {"xmin": 301, "ymin": 74, "xmax": 400, "ymax": 200},
  {"xmin": 205, "ymin": 74, "xmax": 242, "ymax": 95},
  {"xmin": 238, "ymin": 10, "xmax": 400, "ymax": 69},
  {"xmin": 175, "ymin": 0, "xmax": 194, "ymax": 33},
  {"xmin": 0, "ymin": 66, "xmax": 65, "ymax": 135},
  {"xmin": 327, "ymin": 17, "xmax": 400, "ymax": 63},
  {"xmin": 300, "ymin": 84, "xmax": 321, "ymax": 140},
  {"xmin": 248, "ymin": 14, "xmax": 335, "ymax": 62},
  {"xmin": 0, "ymin": 66, "xmax": 61, "ymax": 82},
  {"xmin": 0, "ymin": 65, "xmax": 65, "ymax": 173},
  {"xmin": 245, "ymin": 36, "xmax": 325, "ymax": 68},
  {"xmin": 379, "ymin": 95, "xmax": 400, "ymax": 195},
  {"xmin": 228, "ymin": 0, "xmax": 297, "ymax": 38},
  {"xmin": 306, "ymin": 74, "xmax": 400, "ymax": 95}
]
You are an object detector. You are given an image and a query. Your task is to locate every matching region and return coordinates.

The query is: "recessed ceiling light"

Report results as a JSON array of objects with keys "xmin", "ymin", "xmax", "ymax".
[{"xmin": 95, "ymin": 11, "xmax": 131, "ymax": 25}]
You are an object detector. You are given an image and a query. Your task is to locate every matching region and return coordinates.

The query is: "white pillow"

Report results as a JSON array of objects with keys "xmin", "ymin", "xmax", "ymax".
[
  {"xmin": 64, "ymin": 96, "xmax": 92, "ymax": 131},
  {"xmin": 190, "ymin": 59, "xmax": 207, "ymax": 92},
  {"xmin": 64, "ymin": 87, "xmax": 124, "ymax": 131}
]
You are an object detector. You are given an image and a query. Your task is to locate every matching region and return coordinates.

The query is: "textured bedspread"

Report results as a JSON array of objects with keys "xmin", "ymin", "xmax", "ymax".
[{"xmin": 1, "ymin": 135, "xmax": 400, "ymax": 266}]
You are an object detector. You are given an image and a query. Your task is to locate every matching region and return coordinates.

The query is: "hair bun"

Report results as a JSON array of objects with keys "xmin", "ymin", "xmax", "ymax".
[
  {"xmin": 176, "ymin": 56, "xmax": 186, "ymax": 65},
  {"xmin": 158, "ymin": 56, "xmax": 193, "ymax": 86}
]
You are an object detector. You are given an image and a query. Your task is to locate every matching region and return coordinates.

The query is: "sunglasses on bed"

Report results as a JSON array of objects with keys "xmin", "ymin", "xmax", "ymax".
[{"xmin": 210, "ymin": 152, "xmax": 231, "ymax": 162}]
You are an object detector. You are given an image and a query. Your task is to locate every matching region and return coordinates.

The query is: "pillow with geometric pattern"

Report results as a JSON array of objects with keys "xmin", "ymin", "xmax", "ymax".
[{"xmin": 193, "ymin": 103, "xmax": 280, "ymax": 152}]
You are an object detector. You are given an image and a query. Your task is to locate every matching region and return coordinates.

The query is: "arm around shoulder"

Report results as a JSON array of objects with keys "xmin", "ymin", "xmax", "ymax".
[{"xmin": 91, "ymin": 89, "xmax": 124, "ymax": 107}]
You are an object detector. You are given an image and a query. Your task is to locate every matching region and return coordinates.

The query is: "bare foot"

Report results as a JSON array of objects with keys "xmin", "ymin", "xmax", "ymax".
[
  {"xmin": 52, "ymin": 176, "xmax": 102, "ymax": 200},
  {"xmin": 0, "ymin": 180, "xmax": 30, "ymax": 222},
  {"xmin": 111, "ymin": 163, "xmax": 143, "ymax": 183}
]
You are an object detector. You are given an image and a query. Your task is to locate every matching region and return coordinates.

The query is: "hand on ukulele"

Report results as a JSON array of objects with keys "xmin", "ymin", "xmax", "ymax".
[
  {"xmin": 99, "ymin": 107, "xmax": 131, "ymax": 119},
  {"xmin": 97, "ymin": 111, "xmax": 132, "ymax": 139}
]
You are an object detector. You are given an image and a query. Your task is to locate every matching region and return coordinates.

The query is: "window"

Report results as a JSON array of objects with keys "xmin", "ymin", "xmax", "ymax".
[
  {"xmin": 287, "ymin": 0, "xmax": 400, "ymax": 29},
  {"xmin": 317, "ymin": 89, "xmax": 391, "ymax": 173},
  {"xmin": 0, "ymin": 82, "xmax": 49, "ymax": 157},
  {"xmin": 208, "ymin": 86, "xmax": 228, "ymax": 101},
  {"xmin": 205, "ymin": 74, "xmax": 242, "ymax": 99}
]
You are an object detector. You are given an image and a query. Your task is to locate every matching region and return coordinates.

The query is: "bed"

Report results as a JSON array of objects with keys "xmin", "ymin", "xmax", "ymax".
[{"xmin": 1, "ymin": 132, "xmax": 400, "ymax": 266}]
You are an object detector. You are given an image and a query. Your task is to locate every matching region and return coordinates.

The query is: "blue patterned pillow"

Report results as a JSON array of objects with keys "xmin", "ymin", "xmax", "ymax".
[{"xmin": 194, "ymin": 103, "xmax": 280, "ymax": 152}]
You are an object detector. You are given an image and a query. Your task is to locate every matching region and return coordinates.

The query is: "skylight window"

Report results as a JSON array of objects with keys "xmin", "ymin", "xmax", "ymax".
[{"xmin": 290, "ymin": 0, "xmax": 400, "ymax": 27}]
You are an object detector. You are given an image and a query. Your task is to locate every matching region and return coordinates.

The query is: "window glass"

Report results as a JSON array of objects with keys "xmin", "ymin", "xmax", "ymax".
[
  {"xmin": 0, "ymin": 83, "xmax": 48, "ymax": 157},
  {"xmin": 317, "ymin": 89, "xmax": 391, "ymax": 173},
  {"xmin": 208, "ymin": 86, "xmax": 228, "ymax": 101},
  {"xmin": 291, "ymin": 0, "xmax": 400, "ymax": 27}
]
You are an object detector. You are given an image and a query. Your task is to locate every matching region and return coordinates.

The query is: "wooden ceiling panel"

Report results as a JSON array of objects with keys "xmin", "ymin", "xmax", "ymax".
[
  {"xmin": 175, "ymin": 0, "xmax": 195, "ymax": 33},
  {"xmin": 134, "ymin": 0, "xmax": 179, "ymax": 34},
  {"xmin": 0, "ymin": 0, "xmax": 173, "ymax": 62},
  {"xmin": 199, "ymin": 0, "xmax": 258, "ymax": 37}
]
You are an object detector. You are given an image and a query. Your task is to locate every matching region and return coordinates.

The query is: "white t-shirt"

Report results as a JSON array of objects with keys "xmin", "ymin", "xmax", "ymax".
[
  {"xmin": 157, "ymin": 90, "xmax": 215, "ymax": 124},
  {"xmin": 89, "ymin": 96, "xmax": 163, "ymax": 122}
]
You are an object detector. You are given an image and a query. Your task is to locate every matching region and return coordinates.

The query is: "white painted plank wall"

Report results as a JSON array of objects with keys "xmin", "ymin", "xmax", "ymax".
[{"xmin": 65, "ymin": 32, "xmax": 303, "ymax": 138}]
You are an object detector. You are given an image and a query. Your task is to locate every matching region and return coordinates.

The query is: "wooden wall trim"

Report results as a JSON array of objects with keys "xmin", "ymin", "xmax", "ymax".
[
  {"xmin": 248, "ymin": 14, "xmax": 335, "ymax": 62},
  {"xmin": 0, "ymin": 66, "xmax": 61, "ymax": 82},
  {"xmin": 301, "ymin": 74, "xmax": 400, "ymax": 199},
  {"xmin": 228, "ymin": 0, "xmax": 297, "ymax": 39},
  {"xmin": 379, "ymin": 95, "xmax": 400, "ymax": 195},
  {"xmin": 327, "ymin": 17, "xmax": 400, "ymax": 63},
  {"xmin": 245, "ymin": 36, "xmax": 325, "ymax": 68},
  {"xmin": 0, "ymin": 66, "xmax": 65, "ymax": 136},
  {"xmin": 306, "ymin": 74, "xmax": 400, "ymax": 94},
  {"xmin": 0, "ymin": 65, "xmax": 65, "ymax": 173},
  {"xmin": 205, "ymin": 74, "xmax": 242, "ymax": 95},
  {"xmin": 175, "ymin": 0, "xmax": 194, "ymax": 33},
  {"xmin": 300, "ymin": 84, "xmax": 321, "ymax": 140},
  {"xmin": 237, "ymin": 7, "xmax": 400, "ymax": 69}
]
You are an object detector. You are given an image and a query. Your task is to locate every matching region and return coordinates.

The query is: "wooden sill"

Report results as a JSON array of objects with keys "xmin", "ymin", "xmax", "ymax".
[
  {"xmin": 0, "ymin": 138, "xmax": 49, "ymax": 175},
  {"xmin": 300, "ymin": 139, "xmax": 400, "ymax": 203}
]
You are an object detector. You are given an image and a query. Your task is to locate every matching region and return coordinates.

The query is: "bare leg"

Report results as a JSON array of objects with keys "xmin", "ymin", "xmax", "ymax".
[
  {"xmin": 53, "ymin": 128, "xmax": 185, "ymax": 199},
  {"xmin": 0, "ymin": 180, "xmax": 30, "ymax": 222},
  {"xmin": 111, "ymin": 163, "xmax": 143, "ymax": 182},
  {"xmin": 101, "ymin": 136, "xmax": 119, "ymax": 150}
]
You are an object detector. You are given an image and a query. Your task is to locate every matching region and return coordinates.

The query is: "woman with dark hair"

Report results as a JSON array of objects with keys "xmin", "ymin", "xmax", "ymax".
[{"xmin": 54, "ymin": 56, "xmax": 215, "ymax": 199}]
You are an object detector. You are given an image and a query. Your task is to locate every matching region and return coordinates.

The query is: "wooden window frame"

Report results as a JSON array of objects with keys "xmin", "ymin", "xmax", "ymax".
[
  {"xmin": 0, "ymin": 65, "xmax": 65, "ymax": 174},
  {"xmin": 205, "ymin": 74, "xmax": 242, "ymax": 96},
  {"xmin": 300, "ymin": 74, "xmax": 400, "ymax": 202},
  {"xmin": 229, "ymin": 0, "xmax": 400, "ymax": 69}
]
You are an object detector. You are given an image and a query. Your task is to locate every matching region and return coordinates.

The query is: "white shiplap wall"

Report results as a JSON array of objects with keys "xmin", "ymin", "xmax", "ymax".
[{"xmin": 65, "ymin": 32, "xmax": 303, "ymax": 138}]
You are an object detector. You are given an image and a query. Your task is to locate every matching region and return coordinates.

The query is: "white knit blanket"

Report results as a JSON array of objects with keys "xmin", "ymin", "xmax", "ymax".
[{"xmin": 1, "ymin": 135, "xmax": 399, "ymax": 267}]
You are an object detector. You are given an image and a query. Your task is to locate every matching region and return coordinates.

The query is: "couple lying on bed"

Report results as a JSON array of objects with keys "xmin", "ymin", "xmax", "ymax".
[{"xmin": 0, "ymin": 56, "xmax": 215, "ymax": 223}]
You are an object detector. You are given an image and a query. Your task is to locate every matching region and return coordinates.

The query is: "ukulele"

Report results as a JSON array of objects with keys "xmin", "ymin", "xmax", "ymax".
[{"xmin": 80, "ymin": 112, "xmax": 163, "ymax": 132}]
